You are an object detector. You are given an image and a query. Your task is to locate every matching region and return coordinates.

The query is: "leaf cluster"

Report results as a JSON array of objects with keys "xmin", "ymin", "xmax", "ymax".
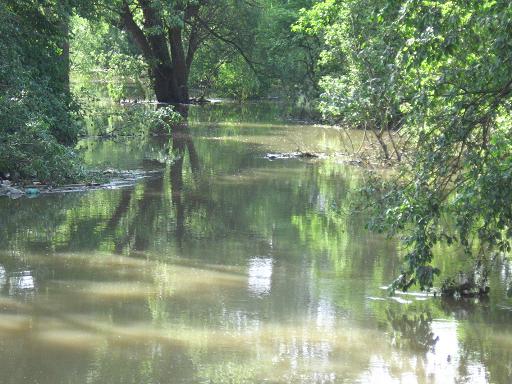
[{"xmin": 298, "ymin": 0, "xmax": 512, "ymax": 291}]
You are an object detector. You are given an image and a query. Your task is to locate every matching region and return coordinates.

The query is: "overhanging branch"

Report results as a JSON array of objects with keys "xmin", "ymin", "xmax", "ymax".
[
  {"xmin": 190, "ymin": 17, "xmax": 261, "ymax": 75},
  {"xmin": 120, "ymin": 1, "xmax": 153, "ymax": 61}
]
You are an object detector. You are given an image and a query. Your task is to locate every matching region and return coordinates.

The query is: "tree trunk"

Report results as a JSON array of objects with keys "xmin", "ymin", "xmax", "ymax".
[
  {"xmin": 152, "ymin": 65, "xmax": 172, "ymax": 103},
  {"xmin": 169, "ymin": 27, "xmax": 189, "ymax": 102},
  {"xmin": 58, "ymin": 13, "xmax": 70, "ymax": 97},
  {"xmin": 120, "ymin": 1, "xmax": 190, "ymax": 104},
  {"xmin": 151, "ymin": 65, "xmax": 189, "ymax": 104},
  {"xmin": 374, "ymin": 130, "xmax": 391, "ymax": 160}
]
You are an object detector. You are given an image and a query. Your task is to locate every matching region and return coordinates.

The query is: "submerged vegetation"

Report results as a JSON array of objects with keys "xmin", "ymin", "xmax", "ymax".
[{"xmin": 2, "ymin": 0, "xmax": 512, "ymax": 293}]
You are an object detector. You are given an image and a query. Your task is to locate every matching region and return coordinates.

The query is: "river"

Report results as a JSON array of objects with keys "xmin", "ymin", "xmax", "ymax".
[{"xmin": 0, "ymin": 101, "xmax": 511, "ymax": 383}]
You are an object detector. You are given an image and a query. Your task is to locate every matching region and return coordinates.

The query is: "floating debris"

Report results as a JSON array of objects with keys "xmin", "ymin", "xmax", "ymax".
[
  {"xmin": 0, "ymin": 184, "xmax": 24, "ymax": 198},
  {"xmin": 366, "ymin": 296, "xmax": 386, "ymax": 301},
  {"xmin": 441, "ymin": 271, "xmax": 490, "ymax": 298},
  {"xmin": 265, "ymin": 151, "xmax": 323, "ymax": 160},
  {"xmin": 25, "ymin": 188, "xmax": 40, "ymax": 196},
  {"xmin": 0, "ymin": 169, "xmax": 163, "ymax": 199}
]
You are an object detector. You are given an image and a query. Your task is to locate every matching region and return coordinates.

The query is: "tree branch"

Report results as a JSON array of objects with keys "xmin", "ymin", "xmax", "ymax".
[
  {"xmin": 138, "ymin": 0, "xmax": 171, "ymax": 66},
  {"xmin": 190, "ymin": 16, "xmax": 261, "ymax": 75},
  {"xmin": 120, "ymin": 1, "xmax": 153, "ymax": 61}
]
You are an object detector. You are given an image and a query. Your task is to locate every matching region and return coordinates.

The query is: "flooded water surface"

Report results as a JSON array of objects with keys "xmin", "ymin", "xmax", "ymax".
[{"xmin": 0, "ymin": 102, "xmax": 511, "ymax": 383}]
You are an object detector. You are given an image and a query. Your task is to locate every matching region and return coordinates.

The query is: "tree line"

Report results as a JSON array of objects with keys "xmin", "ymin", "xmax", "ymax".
[{"xmin": 1, "ymin": 0, "xmax": 320, "ymax": 182}]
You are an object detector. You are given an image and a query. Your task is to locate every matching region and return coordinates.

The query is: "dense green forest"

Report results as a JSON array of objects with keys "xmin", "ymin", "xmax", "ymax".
[{"xmin": 1, "ymin": 0, "xmax": 512, "ymax": 293}]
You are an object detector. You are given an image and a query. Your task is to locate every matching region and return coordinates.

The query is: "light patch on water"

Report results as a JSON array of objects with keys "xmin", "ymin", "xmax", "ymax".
[
  {"xmin": 316, "ymin": 298, "xmax": 336, "ymax": 328},
  {"xmin": 157, "ymin": 263, "xmax": 248, "ymax": 296},
  {"xmin": 52, "ymin": 281, "xmax": 161, "ymax": 301},
  {"xmin": 0, "ymin": 265, "xmax": 6, "ymax": 288},
  {"xmin": 248, "ymin": 257, "xmax": 273, "ymax": 297},
  {"xmin": 390, "ymin": 297, "xmax": 413, "ymax": 305},
  {"xmin": 422, "ymin": 320, "xmax": 488, "ymax": 383},
  {"xmin": 9, "ymin": 271, "xmax": 35, "ymax": 295},
  {"xmin": 19, "ymin": 252, "xmax": 153, "ymax": 280},
  {"xmin": 36, "ymin": 329, "xmax": 106, "ymax": 350},
  {"xmin": 358, "ymin": 356, "xmax": 402, "ymax": 384},
  {"xmin": 0, "ymin": 314, "xmax": 32, "ymax": 334},
  {"xmin": 27, "ymin": 315, "xmax": 209, "ymax": 350},
  {"xmin": 40, "ymin": 257, "xmax": 248, "ymax": 303}
]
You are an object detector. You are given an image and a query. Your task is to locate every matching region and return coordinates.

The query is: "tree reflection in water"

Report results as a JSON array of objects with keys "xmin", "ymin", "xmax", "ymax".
[
  {"xmin": 0, "ymin": 102, "xmax": 511, "ymax": 383},
  {"xmin": 169, "ymin": 108, "xmax": 200, "ymax": 248},
  {"xmin": 386, "ymin": 309, "xmax": 439, "ymax": 354},
  {"xmin": 104, "ymin": 106, "xmax": 200, "ymax": 254}
]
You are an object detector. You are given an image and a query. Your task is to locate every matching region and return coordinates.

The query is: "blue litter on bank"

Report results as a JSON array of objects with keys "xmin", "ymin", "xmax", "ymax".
[{"xmin": 25, "ymin": 188, "xmax": 40, "ymax": 195}]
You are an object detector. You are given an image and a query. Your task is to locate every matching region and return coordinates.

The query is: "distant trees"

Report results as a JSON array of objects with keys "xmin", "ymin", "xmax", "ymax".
[
  {"xmin": 105, "ymin": 0, "xmax": 266, "ymax": 103},
  {"xmin": 71, "ymin": 0, "xmax": 322, "ymax": 102}
]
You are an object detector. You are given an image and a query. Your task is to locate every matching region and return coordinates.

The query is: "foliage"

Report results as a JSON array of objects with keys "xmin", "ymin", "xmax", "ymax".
[
  {"xmin": 71, "ymin": 15, "xmax": 149, "ymax": 101},
  {"xmin": 0, "ymin": 123, "xmax": 89, "ymax": 184},
  {"xmin": 0, "ymin": 0, "xmax": 86, "ymax": 183},
  {"xmin": 294, "ymin": 0, "xmax": 406, "ymax": 161},
  {"xmin": 298, "ymin": 0, "xmax": 512, "ymax": 291}
]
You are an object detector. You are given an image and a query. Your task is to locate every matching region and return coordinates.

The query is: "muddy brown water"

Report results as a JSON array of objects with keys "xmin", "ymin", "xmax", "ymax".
[{"xmin": 0, "ymin": 102, "xmax": 511, "ymax": 383}]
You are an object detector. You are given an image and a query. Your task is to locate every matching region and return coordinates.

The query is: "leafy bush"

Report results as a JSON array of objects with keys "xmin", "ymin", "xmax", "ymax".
[
  {"xmin": 297, "ymin": 0, "xmax": 512, "ymax": 291},
  {"xmin": 71, "ymin": 15, "xmax": 149, "ymax": 102},
  {"xmin": 0, "ymin": 1, "xmax": 84, "ymax": 184}
]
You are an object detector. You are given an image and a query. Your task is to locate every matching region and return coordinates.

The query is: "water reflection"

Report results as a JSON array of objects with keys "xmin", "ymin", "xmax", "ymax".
[
  {"xmin": 9, "ymin": 271, "xmax": 36, "ymax": 296},
  {"xmin": 0, "ymin": 102, "xmax": 511, "ymax": 383},
  {"xmin": 247, "ymin": 257, "xmax": 273, "ymax": 297},
  {"xmin": 0, "ymin": 266, "xmax": 5, "ymax": 288}
]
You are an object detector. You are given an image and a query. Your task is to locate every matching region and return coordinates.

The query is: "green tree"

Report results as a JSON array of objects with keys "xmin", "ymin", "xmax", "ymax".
[
  {"xmin": 295, "ymin": 0, "xmax": 512, "ymax": 291},
  {"xmin": 294, "ymin": 0, "xmax": 406, "ymax": 161},
  {"xmin": 0, "ymin": 0, "xmax": 86, "ymax": 182},
  {"xmin": 98, "ymin": 0, "xmax": 262, "ymax": 103},
  {"xmin": 372, "ymin": 0, "xmax": 512, "ymax": 291}
]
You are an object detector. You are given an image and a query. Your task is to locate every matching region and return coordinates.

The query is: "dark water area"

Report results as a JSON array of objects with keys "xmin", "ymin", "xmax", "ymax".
[{"xmin": 0, "ymin": 102, "xmax": 511, "ymax": 383}]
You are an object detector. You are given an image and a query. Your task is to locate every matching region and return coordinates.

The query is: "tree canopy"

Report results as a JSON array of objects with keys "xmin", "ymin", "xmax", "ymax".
[{"xmin": 295, "ymin": 0, "xmax": 512, "ymax": 291}]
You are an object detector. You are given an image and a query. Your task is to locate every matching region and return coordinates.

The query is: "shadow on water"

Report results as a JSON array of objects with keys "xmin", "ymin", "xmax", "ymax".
[{"xmin": 386, "ymin": 309, "xmax": 439, "ymax": 354}]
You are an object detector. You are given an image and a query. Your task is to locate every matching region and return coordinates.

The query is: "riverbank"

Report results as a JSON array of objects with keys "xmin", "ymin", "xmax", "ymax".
[{"xmin": 0, "ymin": 169, "xmax": 162, "ymax": 199}]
